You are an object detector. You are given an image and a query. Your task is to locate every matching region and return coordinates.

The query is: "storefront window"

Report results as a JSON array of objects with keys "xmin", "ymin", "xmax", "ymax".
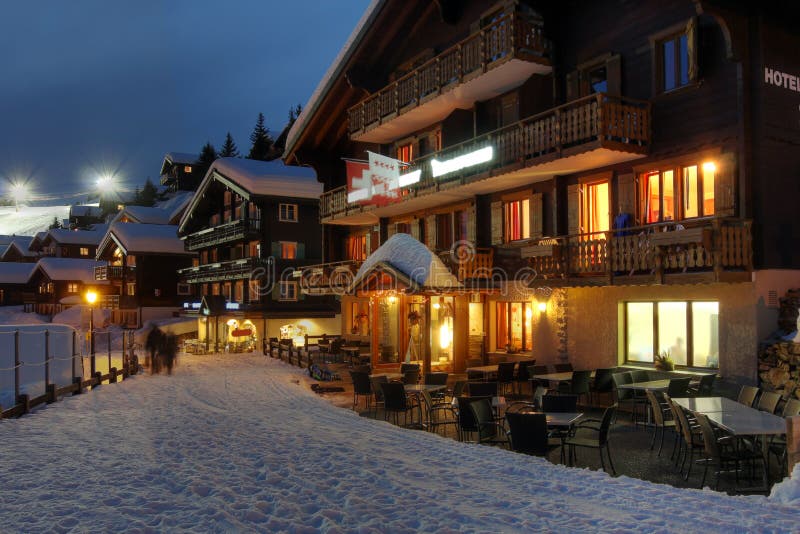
[
  {"xmin": 350, "ymin": 301, "xmax": 370, "ymax": 336},
  {"xmin": 430, "ymin": 297, "xmax": 454, "ymax": 370},
  {"xmin": 407, "ymin": 299, "xmax": 425, "ymax": 364},
  {"xmin": 625, "ymin": 301, "xmax": 718, "ymax": 368},
  {"xmin": 377, "ymin": 296, "xmax": 400, "ymax": 363},
  {"xmin": 496, "ymin": 302, "xmax": 531, "ymax": 351}
]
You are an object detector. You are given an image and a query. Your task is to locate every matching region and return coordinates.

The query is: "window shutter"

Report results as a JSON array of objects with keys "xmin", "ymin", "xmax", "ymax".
[
  {"xmin": 686, "ymin": 17, "xmax": 699, "ymax": 83},
  {"xmin": 617, "ymin": 173, "xmax": 636, "ymax": 218},
  {"xmin": 425, "ymin": 215, "xmax": 437, "ymax": 249},
  {"xmin": 466, "ymin": 204, "xmax": 476, "ymax": 244},
  {"xmin": 606, "ymin": 54, "xmax": 622, "ymax": 97},
  {"xmin": 365, "ymin": 232, "xmax": 371, "ymax": 255},
  {"xmin": 297, "ymin": 242, "xmax": 305, "ymax": 260},
  {"xmin": 567, "ymin": 184, "xmax": 581, "ymax": 235},
  {"xmin": 491, "ymin": 201, "xmax": 504, "ymax": 245},
  {"xmin": 270, "ymin": 242, "xmax": 280, "ymax": 258},
  {"xmin": 566, "ymin": 71, "xmax": 580, "ymax": 102},
  {"xmin": 714, "ymin": 153, "xmax": 736, "ymax": 217},
  {"xmin": 271, "ymin": 281, "xmax": 281, "ymax": 301},
  {"xmin": 410, "ymin": 219, "xmax": 421, "ymax": 241},
  {"xmin": 530, "ymin": 193, "xmax": 544, "ymax": 239}
]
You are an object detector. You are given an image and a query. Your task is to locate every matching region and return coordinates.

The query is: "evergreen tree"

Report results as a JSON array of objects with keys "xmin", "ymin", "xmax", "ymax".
[
  {"xmin": 139, "ymin": 178, "xmax": 158, "ymax": 207},
  {"xmin": 219, "ymin": 132, "xmax": 240, "ymax": 158},
  {"xmin": 196, "ymin": 141, "xmax": 218, "ymax": 177},
  {"xmin": 247, "ymin": 113, "xmax": 274, "ymax": 161},
  {"xmin": 49, "ymin": 216, "xmax": 62, "ymax": 229}
]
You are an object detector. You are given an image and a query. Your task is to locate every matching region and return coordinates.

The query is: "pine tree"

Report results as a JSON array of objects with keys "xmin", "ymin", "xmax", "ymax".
[
  {"xmin": 49, "ymin": 216, "xmax": 62, "ymax": 229},
  {"xmin": 247, "ymin": 113, "xmax": 274, "ymax": 161},
  {"xmin": 196, "ymin": 141, "xmax": 218, "ymax": 178},
  {"xmin": 139, "ymin": 178, "xmax": 158, "ymax": 207},
  {"xmin": 219, "ymin": 132, "xmax": 240, "ymax": 158}
]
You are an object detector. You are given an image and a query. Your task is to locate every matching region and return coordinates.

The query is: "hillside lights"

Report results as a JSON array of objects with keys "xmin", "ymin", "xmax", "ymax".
[{"xmin": 431, "ymin": 147, "xmax": 494, "ymax": 178}]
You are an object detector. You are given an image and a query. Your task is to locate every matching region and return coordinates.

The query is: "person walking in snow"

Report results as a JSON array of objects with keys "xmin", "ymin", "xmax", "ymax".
[
  {"xmin": 161, "ymin": 334, "xmax": 178, "ymax": 375},
  {"xmin": 146, "ymin": 327, "xmax": 163, "ymax": 374}
]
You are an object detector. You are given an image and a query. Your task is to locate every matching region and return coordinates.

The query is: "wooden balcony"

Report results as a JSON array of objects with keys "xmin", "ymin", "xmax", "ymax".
[
  {"xmin": 348, "ymin": 12, "xmax": 551, "ymax": 143},
  {"xmin": 183, "ymin": 219, "xmax": 261, "ymax": 251},
  {"xmin": 521, "ymin": 218, "xmax": 752, "ymax": 286},
  {"xmin": 324, "ymin": 93, "xmax": 651, "ymax": 223},
  {"xmin": 94, "ymin": 265, "xmax": 135, "ymax": 281},
  {"xmin": 437, "ymin": 247, "xmax": 494, "ymax": 282},
  {"xmin": 178, "ymin": 257, "xmax": 272, "ymax": 284},
  {"xmin": 296, "ymin": 260, "xmax": 363, "ymax": 295}
]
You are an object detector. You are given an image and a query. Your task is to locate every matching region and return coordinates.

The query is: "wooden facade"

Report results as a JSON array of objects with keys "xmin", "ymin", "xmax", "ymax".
[{"xmin": 284, "ymin": 0, "xmax": 800, "ymax": 382}]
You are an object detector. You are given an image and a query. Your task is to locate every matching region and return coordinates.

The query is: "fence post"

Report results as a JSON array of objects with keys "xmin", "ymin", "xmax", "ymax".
[
  {"xmin": 44, "ymin": 330, "xmax": 50, "ymax": 390},
  {"xmin": 787, "ymin": 416, "xmax": 800, "ymax": 475},
  {"xmin": 107, "ymin": 332, "xmax": 111, "ymax": 379},
  {"xmin": 14, "ymin": 330, "xmax": 20, "ymax": 402},
  {"xmin": 71, "ymin": 330, "xmax": 77, "ymax": 381}
]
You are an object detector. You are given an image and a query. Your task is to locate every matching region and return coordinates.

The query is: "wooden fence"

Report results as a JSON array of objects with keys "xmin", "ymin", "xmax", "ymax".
[{"xmin": 0, "ymin": 329, "xmax": 140, "ymax": 419}]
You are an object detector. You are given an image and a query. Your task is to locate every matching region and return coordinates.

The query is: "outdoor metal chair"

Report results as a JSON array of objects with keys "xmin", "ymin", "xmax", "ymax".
[
  {"xmin": 380, "ymin": 381, "xmax": 419, "ymax": 428},
  {"xmin": 466, "ymin": 381, "xmax": 498, "ymax": 398},
  {"xmin": 666, "ymin": 377, "xmax": 692, "ymax": 398},
  {"xmin": 756, "ymin": 390, "xmax": 781, "ymax": 414},
  {"xmin": 646, "ymin": 390, "xmax": 676, "ymax": 456},
  {"xmin": 694, "ymin": 412, "xmax": 762, "ymax": 491},
  {"xmin": 468, "ymin": 398, "xmax": 509, "ymax": 448},
  {"xmin": 564, "ymin": 404, "xmax": 618, "ymax": 475},
  {"xmin": 456, "ymin": 395, "xmax": 492, "ymax": 442},
  {"xmin": 349, "ymin": 370, "xmax": 373, "ymax": 412},
  {"xmin": 514, "ymin": 359, "xmax": 536, "ymax": 397},
  {"xmin": 496, "ymin": 361, "xmax": 517, "ymax": 397},
  {"xmin": 687, "ymin": 374, "xmax": 715, "ymax": 397},
  {"xmin": 591, "ymin": 368, "xmax": 616, "ymax": 406},
  {"xmin": 505, "ymin": 411, "xmax": 561, "ymax": 457},
  {"xmin": 737, "ymin": 385, "xmax": 759, "ymax": 407},
  {"xmin": 554, "ymin": 362, "xmax": 573, "ymax": 373}
]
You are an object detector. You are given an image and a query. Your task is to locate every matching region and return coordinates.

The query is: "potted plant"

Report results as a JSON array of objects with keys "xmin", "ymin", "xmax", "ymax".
[{"xmin": 654, "ymin": 350, "xmax": 675, "ymax": 371}]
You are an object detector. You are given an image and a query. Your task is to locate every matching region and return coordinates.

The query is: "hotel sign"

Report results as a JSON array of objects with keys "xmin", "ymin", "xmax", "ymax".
[
  {"xmin": 764, "ymin": 67, "xmax": 800, "ymax": 93},
  {"xmin": 347, "ymin": 146, "xmax": 494, "ymax": 206}
]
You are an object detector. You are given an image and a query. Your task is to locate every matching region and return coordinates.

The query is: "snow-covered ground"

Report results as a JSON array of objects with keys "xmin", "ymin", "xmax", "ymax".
[
  {"xmin": 0, "ymin": 352, "xmax": 797, "ymax": 532},
  {"xmin": 0, "ymin": 205, "xmax": 71, "ymax": 236}
]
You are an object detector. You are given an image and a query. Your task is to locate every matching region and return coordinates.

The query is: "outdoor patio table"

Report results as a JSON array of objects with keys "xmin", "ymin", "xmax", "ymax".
[
  {"xmin": 341, "ymin": 345, "xmax": 362, "ymax": 366},
  {"xmin": 616, "ymin": 379, "xmax": 671, "ymax": 392},
  {"xmin": 704, "ymin": 405, "xmax": 786, "ymax": 491},
  {"xmin": 370, "ymin": 372, "xmax": 402, "ymax": 381},
  {"xmin": 405, "ymin": 384, "xmax": 447, "ymax": 424},
  {"xmin": 465, "ymin": 364, "xmax": 500, "ymax": 379},
  {"xmin": 672, "ymin": 396, "xmax": 742, "ymax": 413},
  {"xmin": 533, "ymin": 370, "xmax": 596, "ymax": 387}
]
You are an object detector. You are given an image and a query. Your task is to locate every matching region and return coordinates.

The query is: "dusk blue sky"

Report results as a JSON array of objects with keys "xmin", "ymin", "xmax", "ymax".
[{"xmin": 0, "ymin": 0, "xmax": 370, "ymax": 205}]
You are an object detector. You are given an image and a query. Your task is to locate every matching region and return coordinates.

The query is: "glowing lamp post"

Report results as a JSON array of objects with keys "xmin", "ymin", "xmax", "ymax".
[
  {"xmin": 9, "ymin": 181, "xmax": 28, "ymax": 212},
  {"xmin": 85, "ymin": 290, "xmax": 97, "ymax": 375}
]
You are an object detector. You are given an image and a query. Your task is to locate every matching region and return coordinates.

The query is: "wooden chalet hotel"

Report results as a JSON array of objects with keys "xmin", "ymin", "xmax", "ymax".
[
  {"xmin": 177, "ymin": 158, "xmax": 339, "ymax": 351},
  {"xmin": 283, "ymin": 0, "xmax": 800, "ymax": 383}
]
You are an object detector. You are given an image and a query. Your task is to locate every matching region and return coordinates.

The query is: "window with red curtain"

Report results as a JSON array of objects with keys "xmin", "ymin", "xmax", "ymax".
[{"xmin": 504, "ymin": 199, "xmax": 530, "ymax": 242}]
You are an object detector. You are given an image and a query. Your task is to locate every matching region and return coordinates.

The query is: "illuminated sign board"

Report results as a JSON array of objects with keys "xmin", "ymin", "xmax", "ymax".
[{"xmin": 431, "ymin": 147, "xmax": 494, "ymax": 178}]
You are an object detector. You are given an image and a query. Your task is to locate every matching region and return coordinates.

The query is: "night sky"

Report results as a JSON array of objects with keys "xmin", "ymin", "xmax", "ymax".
[{"xmin": 0, "ymin": 0, "xmax": 369, "ymax": 205}]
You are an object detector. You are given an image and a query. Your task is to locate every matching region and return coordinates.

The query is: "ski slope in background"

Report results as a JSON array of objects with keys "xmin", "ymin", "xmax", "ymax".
[{"xmin": 0, "ymin": 205, "xmax": 72, "ymax": 236}]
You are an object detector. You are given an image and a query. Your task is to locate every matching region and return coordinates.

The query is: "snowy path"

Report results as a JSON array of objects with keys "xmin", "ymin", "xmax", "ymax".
[{"xmin": 0, "ymin": 353, "xmax": 796, "ymax": 532}]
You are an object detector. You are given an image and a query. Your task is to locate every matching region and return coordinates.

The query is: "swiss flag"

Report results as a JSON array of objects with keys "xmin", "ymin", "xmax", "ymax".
[{"xmin": 346, "ymin": 160, "xmax": 370, "ymax": 204}]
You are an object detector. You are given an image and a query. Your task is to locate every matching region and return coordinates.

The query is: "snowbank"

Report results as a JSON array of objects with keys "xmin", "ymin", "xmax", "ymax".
[
  {"xmin": 0, "ymin": 353, "xmax": 795, "ymax": 532},
  {"xmin": 770, "ymin": 464, "xmax": 800, "ymax": 505},
  {"xmin": 52, "ymin": 305, "xmax": 110, "ymax": 329}
]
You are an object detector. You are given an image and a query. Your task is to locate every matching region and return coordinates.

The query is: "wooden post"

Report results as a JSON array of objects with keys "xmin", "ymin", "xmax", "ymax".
[
  {"xmin": 72, "ymin": 376, "xmax": 83, "ymax": 395},
  {"xmin": 17, "ymin": 393, "xmax": 30, "ymax": 415},
  {"xmin": 107, "ymin": 331, "xmax": 112, "ymax": 376},
  {"xmin": 109, "ymin": 367, "xmax": 117, "ymax": 383},
  {"xmin": 787, "ymin": 416, "xmax": 800, "ymax": 475},
  {"xmin": 46, "ymin": 383, "xmax": 57, "ymax": 404},
  {"xmin": 44, "ymin": 330, "xmax": 50, "ymax": 396},
  {"xmin": 71, "ymin": 330, "xmax": 77, "ymax": 382},
  {"xmin": 93, "ymin": 371, "xmax": 102, "ymax": 387},
  {"xmin": 14, "ymin": 330, "xmax": 20, "ymax": 401}
]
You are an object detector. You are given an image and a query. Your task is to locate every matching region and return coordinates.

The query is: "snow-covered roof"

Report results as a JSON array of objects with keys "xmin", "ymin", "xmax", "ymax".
[
  {"xmin": 155, "ymin": 191, "xmax": 193, "ymax": 223},
  {"xmin": 164, "ymin": 152, "xmax": 198, "ymax": 165},
  {"xmin": 179, "ymin": 158, "xmax": 321, "ymax": 232},
  {"xmin": 69, "ymin": 204, "xmax": 103, "ymax": 218},
  {"xmin": 0, "ymin": 262, "xmax": 36, "ymax": 284},
  {"xmin": 350, "ymin": 233, "xmax": 460, "ymax": 292},
  {"xmin": 0, "ymin": 237, "xmax": 36, "ymax": 259},
  {"xmin": 283, "ymin": 0, "xmax": 383, "ymax": 161},
  {"xmin": 0, "ymin": 235, "xmax": 19, "ymax": 245},
  {"xmin": 33, "ymin": 257, "xmax": 107, "ymax": 283},
  {"xmin": 43, "ymin": 225, "xmax": 108, "ymax": 246},
  {"xmin": 118, "ymin": 205, "xmax": 171, "ymax": 225},
  {"xmin": 101, "ymin": 223, "xmax": 191, "ymax": 256}
]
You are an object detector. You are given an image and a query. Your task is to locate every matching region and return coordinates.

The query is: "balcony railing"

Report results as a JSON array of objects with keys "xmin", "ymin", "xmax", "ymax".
[
  {"xmin": 437, "ymin": 247, "xmax": 494, "ymax": 281},
  {"xmin": 177, "ymin": 257, "xmax": 272, "ymax": 284},
  {"xmin": 522, "ymin": 218, "xmax": 752, "ymax": 284},
  {"xmin": 348, "ymin": 12, "xmax": 550, "ymax": 137},
  {"xmin": 183, "ymin": 218, "xmax": 261, "ymax": 251},
  {"xmin": 94, "ymin": 265, "xmax": 136, "ymax": 281},
  {"xmin": 295, "ymin": 260, "xmax": 363, "ymax": 295},
  {"xmin": 324, "ymin": 93, "xmax": 651, "ymax": 220}
]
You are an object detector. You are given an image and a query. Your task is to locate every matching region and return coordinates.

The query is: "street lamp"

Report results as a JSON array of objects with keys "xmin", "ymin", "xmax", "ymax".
[{"xmin": 85, "ymin": 290, "xmax": 97, "ymax": 376}]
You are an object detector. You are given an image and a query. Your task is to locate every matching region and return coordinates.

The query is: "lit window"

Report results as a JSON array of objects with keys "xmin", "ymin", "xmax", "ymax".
[
  {"xmin": 126, "ymin": 283, "xmax": 136, "ymax": 296},
  {"xmin": 280, "ymin": 242, "xmax": 297, "ymax": 259},
  {"xmin": 347, "ymin": 235, "xmax": 368, "ymax": 261},
  {"xmin": 640, "ymin": 163, "xmax": 715, "ymax": 223},
  {"xmin": 279, "ymin": 204, "xmax": 298, "ymax": 222},
  {"xmin": 504, "ymin": 199, "xmax": 530, "ymax": 242},
  {"xmin": 248, "ymin": 280, "xmax": 261, "ymax": 302},
  {"xmin": 67, "ymin": 283, "xmax": 79, "ymax": 293},
  {"xmin": 656, "ymin": 21, "xmax": 697, "ymax": 94},
  {"xmin": 79, "ymin": 247, "xmax": 89, "ymax": 257},
  {"xmin": 396, "ymin": 142, "xmax": 413, "ymax": 163},
  {"xmin": 279, "ymin": 281, "xmax": 298, "ymax": 301},
  {"xmin": 624, "ymin": 301, "xmax": 718, "ymax": 368},
  {"xmin": 496, "ymin": 302, "xmax": 531, "ymax": 351},
  {"xmin": 184, "ymin": 165, "xmax": 192, "ymax": 173}
]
